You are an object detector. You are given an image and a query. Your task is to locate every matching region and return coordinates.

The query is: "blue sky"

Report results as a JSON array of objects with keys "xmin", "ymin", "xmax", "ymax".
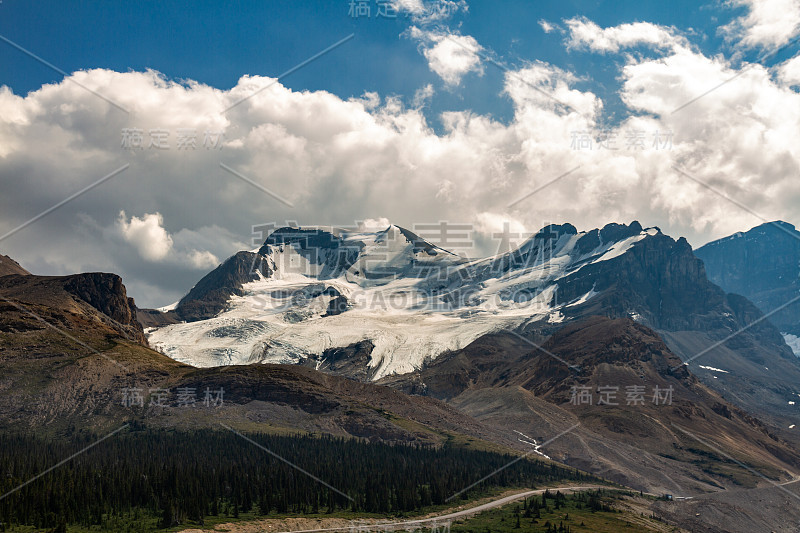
[
  {"xmin": 1, "ymin": 0, "xmax": 799, "ymax": 306},
  {"xmin": 0, "ymin": 0, "xmax": 764, "ymax": 126}
]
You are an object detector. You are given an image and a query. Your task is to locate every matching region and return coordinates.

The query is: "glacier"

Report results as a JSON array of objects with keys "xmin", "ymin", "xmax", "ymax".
[{"xmin": 148, "ymin": 223, "xmax": 657, "ymax": 379}]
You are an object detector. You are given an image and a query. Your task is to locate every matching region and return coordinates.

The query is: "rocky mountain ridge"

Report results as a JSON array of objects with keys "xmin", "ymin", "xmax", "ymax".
[
  {"xmin": 142, "ymin": 221, "xmax": 800, "ymax": 428},
  {"xmin": 3, "ymin": 252, "xmax": 800, "ymax": 531},
  {"xmin": 0, "ymin": 254, "xmax": 30, "ymax": 277},
  {"xmin": 695, "ymin": 221, "xmax": 800, "ymax": 341},
  {"xmin": 380, "ymin": 315, "xmax": 800, "ymax": 494},
  {"xmin": 0, "ymin": 272, "xmax": 146, "ymax": 345}
]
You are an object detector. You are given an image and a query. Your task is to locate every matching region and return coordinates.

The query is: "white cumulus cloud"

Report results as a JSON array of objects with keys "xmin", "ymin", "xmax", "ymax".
[
  {"xmin": 564, "ymin": 16, "xmax": 687, "ymax": 53},
  {"xmin": 778, "ymin": 54, "xmax": 800, "ymax": 85},
  {"xmin": 115, "ymin": 211, "xmax": 221, "ymax": 270},
  {"xmin": 721, "ymin": 0, "xmax": 800, "ymax": 49},
  {"xmin": 409, "ymin": 27, "xmax": 484, "ymax": 85},
  {"xmin": 1, "ymin": 18, "xmax": 800, "ymax": 307},
  {"xmin": 117, "ymin": 211, "xmax": 173, "ymax": 262}
]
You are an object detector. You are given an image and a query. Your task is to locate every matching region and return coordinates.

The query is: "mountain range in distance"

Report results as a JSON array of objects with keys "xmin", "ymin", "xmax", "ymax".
[
  {"xmin": 696, "ymin": 220, "xmax": 800, "ymax": 354},
  {"xmin": 140, "ymin": 220, "xmax": 800, "ymax": 425},
  {"xmin": 3, "ymin": 218, "xmax": 800, "ymax": 532}
]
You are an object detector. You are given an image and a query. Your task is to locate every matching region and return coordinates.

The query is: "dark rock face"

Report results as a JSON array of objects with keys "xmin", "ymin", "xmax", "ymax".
[
  {"xmin": 0, "ymin": 272, "xmax": 148, "ymax": 345},
  {"xmin": 324, "ymin": 295, "xmax": 349, "ymax": 316},
  {"xmin": 395, "ymin": 226, "xmax": 446, "ymax": 255},
  {"xmin": 501, "ymin": 223, "xmax": 800, "ymax": 425},
  {"xmin": 301, "ymin": 340, "xmax": 376, "ymax": 382},
  {"xmin": 176, "ymin": 251, "xmax": 272, "ymax": 322},
  {"xmin": 695, "ymin": 221, "xmax": 800, "ymax": 336},
  {"xmin": 521, "ymin": 222, "xmax": 791, "ymax": 357},
  {"xmin": 511, "ymin": 223, "xmax": 578, "ymax": 267},
  {"xmin": 261, "ymin": 227, "xmax": 347, "ymax": 250},
  {"xmin": 600, "ymin": 220, "xmax": 643, "ymax": 242},
  {"xmin": 575, "ymin": 229, "xmax": 602, "ymax": 255},
  {"xmin": 259, "ymin": 227, "xmax": 363, "ymax": 279},
  {"xmin": 594, "ymin": 232, "xmax": 796, "ymax": 343},
  {"xmin": 62, "ymin": 273, "xmax": 146, "ymax": 343},
  {"xmin": 63, "ymin": 273, "xmax": 136, "ymax": 325},
  {"xmin": 555, "ymin": 232, "xmax": 727, "ymax": 331}
]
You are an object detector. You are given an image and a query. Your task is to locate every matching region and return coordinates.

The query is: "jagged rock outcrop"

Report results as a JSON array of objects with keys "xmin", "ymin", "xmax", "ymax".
[
  {"xmin": 63, "ymin": 273, "xmax": 141, "ymax": 329},
  {"xmin": 176, "ymin": 251, "xmax": 272, "ymax": 321},
  {"xmin": 554, "ymin": 232, "xmax": 726, "ymax": 331},
  {"xmin": 300, "ymin": 340, "xmax": 376, "ymax": 382},
  {"xmin": 0, "ymin": 272, "xmax": 147, "ymax": 345},
  {"xmin": 258, "ymin": 227, "xmax": 363, "ymax": 279}
]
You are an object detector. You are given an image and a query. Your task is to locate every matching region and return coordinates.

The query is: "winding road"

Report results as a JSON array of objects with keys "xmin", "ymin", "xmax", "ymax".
[{"xmin": 276, "ymin": 485, "xmax": 611, "ymax": 532}]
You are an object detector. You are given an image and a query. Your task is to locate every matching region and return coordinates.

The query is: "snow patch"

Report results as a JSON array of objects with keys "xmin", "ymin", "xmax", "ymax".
[
  {"xmin": 157, "ymin": 301, "xmax": 179, "ymax": 312},
  {"xmin": 567, "ymin": 286, "xmax": 598, "ymax": 308},
  {"xmin": 782, "ymin": 333, "xmax": 800, "ymax": 357},
  {"xmin": 591, "ymin": 234, "xmax": 648, "ymax": 263},
  {"xmin": 699, "ymin": 365, "xmax": 729, "ymax": 374}
]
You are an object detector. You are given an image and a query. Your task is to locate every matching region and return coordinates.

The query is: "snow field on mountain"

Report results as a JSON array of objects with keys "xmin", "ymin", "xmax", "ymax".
[{"xmin": 148, "ymin": 225, "xmax": 657, "ymax": 379}]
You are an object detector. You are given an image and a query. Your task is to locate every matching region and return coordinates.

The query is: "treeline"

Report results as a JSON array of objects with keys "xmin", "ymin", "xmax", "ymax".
[
  {"xmin": 0, "ymin": 428, "xmax": 595, "ymax": 531},
  {"xmin": 520, "ymin": 489, "xmax": 616, "ymax": 518}
]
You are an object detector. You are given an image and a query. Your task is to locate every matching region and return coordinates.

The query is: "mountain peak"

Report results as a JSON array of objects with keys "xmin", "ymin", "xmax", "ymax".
[
  {"xmin": 0, "ymin": 254, "xmax": 31, "ymax": 277},
  {"xmin": 703, "ymin": 220, "xmax": 799, "ymax": 248},
  {"xmin": 760, "ymin": 220, "xmax": 796, "ymax": 232},
  {"xmin": 151, "ymin": 218, "xmax": 675, "ymax": 375},
  {"xmin": 696, "ymin": 220, "xmax": 800, "ymax": 340},
  {"xmin": 599, "ymin": 220, "xmax": 644, "ymax": 241},
  {"xmin": 533, "ymin": 223, "xmax": 578, "ymax": 240}
]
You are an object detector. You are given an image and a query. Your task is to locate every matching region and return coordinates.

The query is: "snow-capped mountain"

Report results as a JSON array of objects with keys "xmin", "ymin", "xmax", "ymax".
[{"xmin": 147, "ymin": 222, "xmax": 659, "ymax": 378}]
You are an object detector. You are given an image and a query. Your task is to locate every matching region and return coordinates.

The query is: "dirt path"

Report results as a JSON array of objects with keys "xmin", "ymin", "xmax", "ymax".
[{"xmin": 178, "ymin": 484, "xmax": 610, "ymax": 533}]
